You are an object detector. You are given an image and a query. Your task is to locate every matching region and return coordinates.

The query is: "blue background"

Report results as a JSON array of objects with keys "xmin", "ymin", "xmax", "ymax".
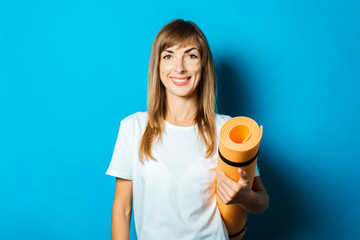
[{"xmin": 1, "ymin": 0, "xmax": 359, "ymax": 239}]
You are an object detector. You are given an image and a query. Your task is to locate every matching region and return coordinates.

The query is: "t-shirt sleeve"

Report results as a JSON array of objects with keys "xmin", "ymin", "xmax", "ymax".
[
  {"xmin": 255, "ymin": 162, "xmax": 260, "ymax": 177},
  {"xmin": 105, "ymin": 119, "xmax": 134, "ymax": 180}
]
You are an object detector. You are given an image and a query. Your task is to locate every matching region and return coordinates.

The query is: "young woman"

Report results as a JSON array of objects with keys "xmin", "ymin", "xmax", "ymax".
[{"xmin": 106, "ymin": 19, "xmax": 269, "ymax": 240}]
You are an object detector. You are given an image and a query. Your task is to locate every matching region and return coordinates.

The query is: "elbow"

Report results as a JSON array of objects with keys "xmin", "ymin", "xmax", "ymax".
[
  {"xmin": 112, "ymin": 200, "xmax": 132, "ymax": 220},
  {"xmin": 255, "ymin": 200, "xmax": 269, "ymax": 214},
  {"xmin": 112, "ymin": 204, "xmax": 132, "ymax": 219},
  {"xmin": 248, "ymin": 204, "xmax": 269, "ymax": 214}
]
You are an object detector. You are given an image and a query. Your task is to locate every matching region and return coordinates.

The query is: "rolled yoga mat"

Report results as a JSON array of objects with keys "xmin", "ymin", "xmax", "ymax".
[{"xmin": 217, "ymin": 116, "xmax": 263, "ymax": 240}]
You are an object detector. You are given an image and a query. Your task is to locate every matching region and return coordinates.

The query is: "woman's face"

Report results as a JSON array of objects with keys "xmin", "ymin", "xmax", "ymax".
[{"xmin": 159, "ymin": 44, "xmax": 202, "ymax": 99}]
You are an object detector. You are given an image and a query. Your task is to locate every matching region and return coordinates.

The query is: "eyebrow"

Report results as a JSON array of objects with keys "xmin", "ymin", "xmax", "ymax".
[
  {"xmin": 184, "ymin": 47, "xmax": 198, "ymax": 53},
  {"xmin": 163, "ymin": 47, "xmax": 198, "ymax": 54}
]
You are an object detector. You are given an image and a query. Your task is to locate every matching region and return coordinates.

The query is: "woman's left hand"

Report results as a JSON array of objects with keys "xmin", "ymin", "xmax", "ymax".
[{"xmin": 216, "ymin": 168, "xmax": 254, "ymax": 206}]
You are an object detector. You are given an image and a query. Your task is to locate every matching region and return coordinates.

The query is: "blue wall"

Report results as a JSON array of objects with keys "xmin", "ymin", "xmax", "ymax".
[{"xmin": 1, "ymin": 0, "xmax": 359, "ymax": 239}]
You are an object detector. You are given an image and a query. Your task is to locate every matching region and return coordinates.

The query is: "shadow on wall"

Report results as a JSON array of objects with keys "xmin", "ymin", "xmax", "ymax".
[
  {"xmin": 215, "ymin": 59, "xmax": 254, "ymax": 118},
  {"xmin": 215, "ymin": 59, "xmax": 318, "ymax": 239},
  {"xmin": 243, "ymin": 151, "xmax": 308, "ymax": 240}
]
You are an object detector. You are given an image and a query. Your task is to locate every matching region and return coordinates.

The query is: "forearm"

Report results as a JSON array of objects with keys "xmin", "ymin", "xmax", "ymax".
[
  {"xmin": 239, "ymin": 189, "xmax": 269, "ymax": 214},
  {"xmin": 111, "ymin": 208, "xmax": 132, "ymax": 240},
  {"xmin": 111, "ymin": 178, "xmax": 133, "ymax": 240}
]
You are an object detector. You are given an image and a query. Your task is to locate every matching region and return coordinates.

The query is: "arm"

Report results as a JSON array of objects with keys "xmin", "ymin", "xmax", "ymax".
[
  {"xmin": 111, "ymin": 177, "xmax": 133, "ymax": 240},
  {"xmin": 217, "ymin": 169, "xmax": 269, "ymax": 214}
]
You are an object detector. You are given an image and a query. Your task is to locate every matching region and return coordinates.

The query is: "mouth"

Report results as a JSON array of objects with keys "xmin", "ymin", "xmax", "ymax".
[{"xmin": 170, "ymin": 76, "xmax": 191, "ymax": 86}]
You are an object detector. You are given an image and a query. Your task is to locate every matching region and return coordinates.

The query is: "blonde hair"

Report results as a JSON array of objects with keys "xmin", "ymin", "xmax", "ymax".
[{"xmin": 139, "ymin": 19, "xmax": 217, "ymax": 162}]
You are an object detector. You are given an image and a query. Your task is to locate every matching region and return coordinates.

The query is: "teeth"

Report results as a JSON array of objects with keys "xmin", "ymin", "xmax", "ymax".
[{"xmin": 171, "ymin": 77, "xmax": 190, "ymax": 83}]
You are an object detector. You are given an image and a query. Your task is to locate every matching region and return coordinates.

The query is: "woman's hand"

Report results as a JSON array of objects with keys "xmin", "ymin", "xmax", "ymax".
[
  {"xmin": 216, "ymin": 168, "xmax": 253, "ymax": 205},
  {"xmin": 216, "ymin": 169, "xmax": 269, "ymax": 214}
]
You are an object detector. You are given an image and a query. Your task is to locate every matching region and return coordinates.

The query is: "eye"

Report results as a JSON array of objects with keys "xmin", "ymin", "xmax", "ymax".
[
  {"xmin": 162, "ymin": 54, "xmax": 172, "ymax": 60},
  {"xmin": 187, "ymin": 54, "xmax": 198, "ymax": 59}
]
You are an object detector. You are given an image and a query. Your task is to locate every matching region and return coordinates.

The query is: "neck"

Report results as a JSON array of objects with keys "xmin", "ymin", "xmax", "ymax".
[{"xmin": 165, "ymin": 93, "xmax": 198, "ymax": 127}]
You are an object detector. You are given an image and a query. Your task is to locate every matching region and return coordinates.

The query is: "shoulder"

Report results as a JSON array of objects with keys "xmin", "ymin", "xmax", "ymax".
[
  {"xmin": 215, "ymin": 113, "xmax": 232, "ymax": 126},
  {"xmin": 119, "ymin": 111, "xmax": 148, "ymax": 136},
  {"xmin": 121, "ymin": 111, "xmax": 148, "ymax": 125},
  {"xmin": 215, "ymin": 113, "xmax": 232, "ymax": 134}
]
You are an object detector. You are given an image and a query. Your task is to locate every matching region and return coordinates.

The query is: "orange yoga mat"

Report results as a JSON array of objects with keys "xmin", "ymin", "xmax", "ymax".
[{"xmin": 217, "ymin": 117, "xmax": 263, "ymax": 240}]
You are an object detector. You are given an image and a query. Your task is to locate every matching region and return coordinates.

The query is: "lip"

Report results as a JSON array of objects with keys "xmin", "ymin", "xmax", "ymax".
[{"xmin": 170, "ymin": 76, "xmax": 191, "ymax": 86}]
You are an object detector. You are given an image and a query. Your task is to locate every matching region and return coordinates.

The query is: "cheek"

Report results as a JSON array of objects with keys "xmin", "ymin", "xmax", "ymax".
[
  {"xmin": 188, "ymin": 64, "xmax": 202, "ymax": 87},
  {"xmin": 191, "ymin": 64, "xmax": 202, "ymax": 78},
  {"xmin": 159, "ymin": 63, "xmax": 169, "ymax": 81},
  {"xmin": 187, "ymin": 61, "xmax": 202, "ymax": 74},
  {"xmin": 160, "ymin": 65, "xmax": 173, "ymax": 82}
]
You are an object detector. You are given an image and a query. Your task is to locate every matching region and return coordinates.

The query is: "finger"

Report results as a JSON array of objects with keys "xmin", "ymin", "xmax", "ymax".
[
  {"xmin": 238, "ymin": 168, "xmax": 248, "ymax": 178},
  {"xmin": 221, "ymin": 176, "xmax": 242, "ymax": 196},
  {"xmin": 218, "ymin": 175, "xmax": 237, "ymax": 197},
  {"xmin": 237, "ymin": 169, "xmax": 249, "ymax": 185},
  {"xmin": 216, "ymin": 184, "xmax": 230, "ymax": 205},
  {"xmin": 216, "ymin": 171, "xmax": 229, "ymax": 194},
  {"xmin": 217, "ymin": 170, "xmax": 238, "ymax": 189},
  {"xmin": 217, "ymin": 172, "xmax": 234, "ymax": 200},
  {"xmin": 216, "ymin": 186, "xmax": 225, "ymax": 203},
  {"xmin": 217, "ymin": 180, "xmax": 235, "ymax": 203}
]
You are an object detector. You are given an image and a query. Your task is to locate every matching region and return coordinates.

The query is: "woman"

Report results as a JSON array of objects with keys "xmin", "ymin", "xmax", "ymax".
[{"xmin": 106, "ymin": 19, "xmax": 269, "ymax": 240}]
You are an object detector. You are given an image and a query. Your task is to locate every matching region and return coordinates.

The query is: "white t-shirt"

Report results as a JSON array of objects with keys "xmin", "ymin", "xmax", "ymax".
[{"xmin": 106, "ymin": 112, "xmax": 260, "ymax": 240}]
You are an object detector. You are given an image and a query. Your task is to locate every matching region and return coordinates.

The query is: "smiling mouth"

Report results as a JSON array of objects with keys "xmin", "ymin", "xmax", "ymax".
[{"xmin": 170, "ymin": 76, "xmax": 191, "ymax": 83}]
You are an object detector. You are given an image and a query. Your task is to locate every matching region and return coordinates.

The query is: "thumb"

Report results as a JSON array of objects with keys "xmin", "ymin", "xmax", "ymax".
[{"xmin": 238, "ymin": 169, "xmax": 249, "ymax": 183}]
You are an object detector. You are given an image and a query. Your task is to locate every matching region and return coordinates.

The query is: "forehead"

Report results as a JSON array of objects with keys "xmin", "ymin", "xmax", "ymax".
[
  {"xmin": 163, "ymin": 44, "xmax": 200, "ymax": 52},
  {"xmin": 161, "ymin": 35, "xmax": 202, "ymax": 52}
]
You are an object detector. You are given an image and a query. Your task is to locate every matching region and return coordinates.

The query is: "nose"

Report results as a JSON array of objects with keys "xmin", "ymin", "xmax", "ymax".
[{"xmin": 174, "ymin": 57, "xmax": 186, "ymax": 73}]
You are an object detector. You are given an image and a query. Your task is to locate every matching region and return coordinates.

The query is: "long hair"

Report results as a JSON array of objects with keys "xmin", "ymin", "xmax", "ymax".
[{"xmin": 139, "ymin": 19, "xmax": 217, "ymax": 162}]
